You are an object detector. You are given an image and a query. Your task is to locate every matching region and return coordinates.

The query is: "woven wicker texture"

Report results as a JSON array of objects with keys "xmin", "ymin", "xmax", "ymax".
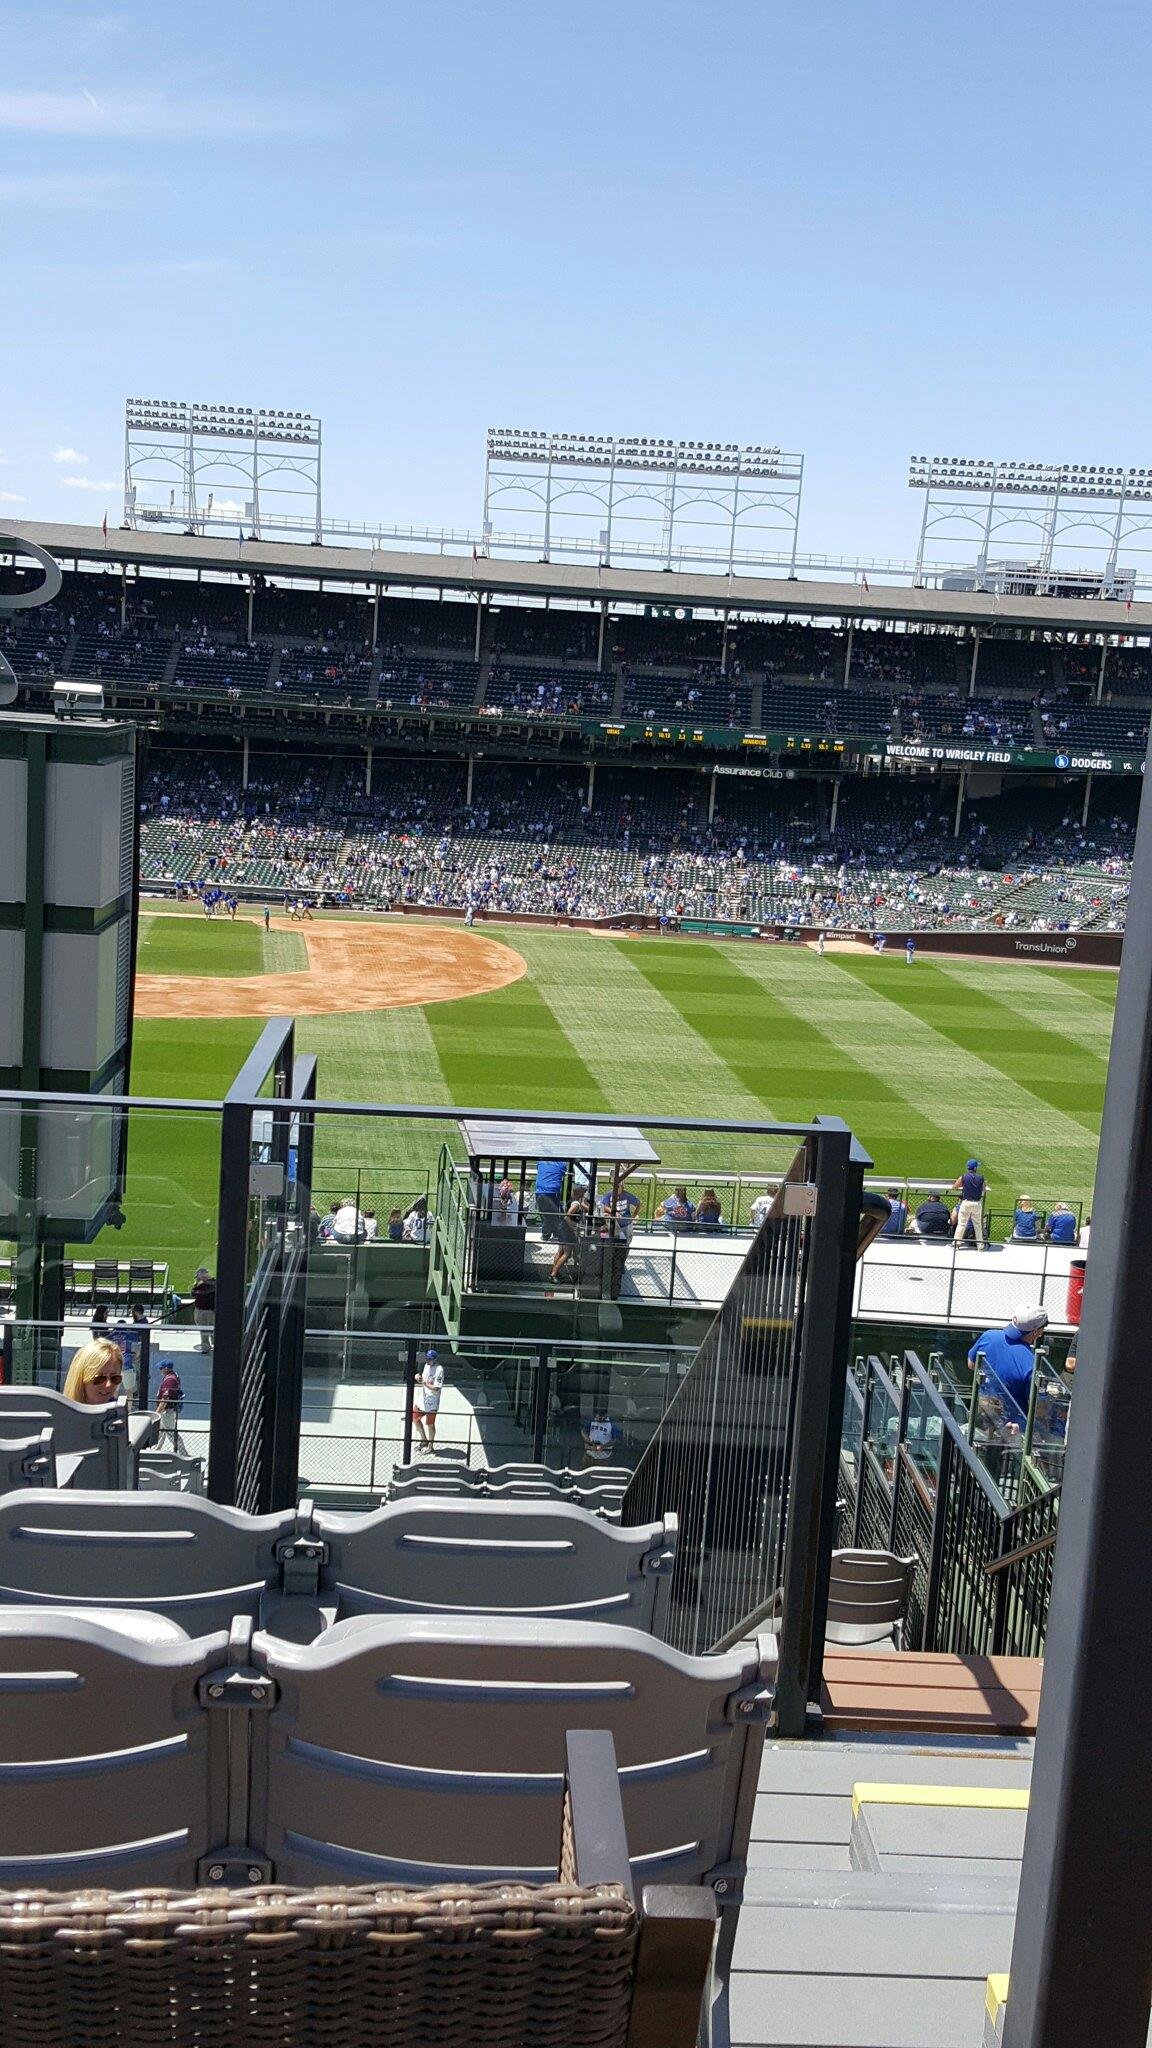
[{"xmin": 0, "ymin": 1883, "xmax": 637, "ymax": 2048}]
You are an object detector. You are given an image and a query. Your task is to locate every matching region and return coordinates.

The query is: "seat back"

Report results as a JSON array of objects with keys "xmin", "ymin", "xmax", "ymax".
[
  {"xmin": 826, "ymin": 1548, "xmax": 916, "ymax": 1644},
  {"xmin": 0, "ymin": 1432, "xmax": 57, "ymax": 1492},
  {"xmin": 0, "ymin": 1388, "xmax": 131, "ymax": 1488},
  {"xmin": 251, "ymin": 1615, "xmax": 769, "ymax": 1890},
  {"xmin": 0, "ymin": 1611, "xmax": 229, "ymax": 1888},
  {"xmin": 0, "ymin": 1490, "xmax": 300, "ymax": 1632},
  {"xmin": 316, "ymin": 1499, "xmax": 677, "ymax": 1633},
  {"xmin": 137, "ymin": 1450, "xmax": 206, "ymax": 1494}
]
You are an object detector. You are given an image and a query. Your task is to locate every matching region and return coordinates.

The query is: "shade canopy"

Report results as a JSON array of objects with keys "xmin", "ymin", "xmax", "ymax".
[{"xmin": 458, "ymin": 1118, "xmax": 660, "ymax": 1165}]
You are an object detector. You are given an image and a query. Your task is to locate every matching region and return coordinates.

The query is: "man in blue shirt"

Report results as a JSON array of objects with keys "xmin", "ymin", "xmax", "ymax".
[
  {"xmin": 1044, "ymin": 1203, "xmax": 1079, "ymax": 1246},
  {"xmin": 534, "ymin": 1156, "xmax": 567, "ymax": 1243},
  {"xmin": 880, "ymin": 1187, "xmax": 908, "ymax": 1236},
  {"xmin": 951, "ymin": 1158, "xmax": 987, "ymax": 1249},
  {"xmin": 968, "ymin": 1303, "xmax": 1049, "ymax": 1424}
]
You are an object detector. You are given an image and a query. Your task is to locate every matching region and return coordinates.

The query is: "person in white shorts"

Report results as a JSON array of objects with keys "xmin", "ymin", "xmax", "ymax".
[{"xmin": 413, "ymin": 1345, "xmax": 444, "ymax": 1452}]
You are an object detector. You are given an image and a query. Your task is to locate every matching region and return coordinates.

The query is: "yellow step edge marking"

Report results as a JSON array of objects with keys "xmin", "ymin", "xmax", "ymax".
[
  {"xmin": 986, "ymin": 1974, "xmax": 1010, "ymax": 2021},
  {"xmin": 851, "ymin": 1782, "xmax": 1031, "ymax": 1818}
]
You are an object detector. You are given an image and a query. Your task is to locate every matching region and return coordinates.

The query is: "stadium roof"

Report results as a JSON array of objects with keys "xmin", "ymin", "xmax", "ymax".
[{"xmin": 5, "ymin": 517, "xmax": 1152, "ymax": 636}]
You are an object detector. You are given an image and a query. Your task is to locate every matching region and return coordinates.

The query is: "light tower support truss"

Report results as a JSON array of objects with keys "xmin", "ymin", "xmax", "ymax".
[
  {"xmin": 909, "ymin": 454, "xmax": 1152, "ymax": 596},
  {"xmin": 483, "ymin": 430, "xmax": 804, "ymax": 573},
  {"xmin": 124, "ymin": 400, "xmax": 322, "ymax": 542}
]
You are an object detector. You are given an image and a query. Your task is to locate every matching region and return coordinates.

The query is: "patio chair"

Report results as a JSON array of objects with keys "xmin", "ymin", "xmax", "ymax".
[{"xmin": 0, "ymin": 1730, "xmax": 716, "ymax": 2048}]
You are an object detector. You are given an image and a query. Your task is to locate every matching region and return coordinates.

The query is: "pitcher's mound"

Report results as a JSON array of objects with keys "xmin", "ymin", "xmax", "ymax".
[{"xmin": 135, "ymin": 918, "xmax": 526, "ymax": 1020}]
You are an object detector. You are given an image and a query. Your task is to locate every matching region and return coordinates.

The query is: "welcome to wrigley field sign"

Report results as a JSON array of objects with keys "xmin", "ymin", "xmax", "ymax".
[{"xmin": 883, "ymin": 740, "xmax": 1143, "ymax": 774}]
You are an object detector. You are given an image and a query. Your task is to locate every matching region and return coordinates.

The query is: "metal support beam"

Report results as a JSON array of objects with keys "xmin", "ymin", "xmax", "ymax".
[
  {"xmin": 241, "ymin": 735, "xmax": 249, "ymax": 791},
  {"xmin": 829, "ymin": 779, "xmax": 840, "ymax": 834},
  {"xmin": 365, "ymin": 744, "xmax": 372, "ymax": 798},
  {"xmin": 586, "ymin": 762, "xmax": 595, "ymax": 808},
  {"xmin": 1097, "ymin": 641, "xmax": 1108, "ymax": 705},
  {"xmin": 843, "ymin": 623, "xmax": 854, "ymax": 687},
  {"xmin": 954, "ymin": 771, "xmax": 966, "ymax": 839},
  {"xmin": 1081, "ymin": 771, "xmax": 1093, "ymax": 828},
  {"xmin": 465, "ymin": 755, "xmax": 474, "ymax": 806},
  {"xmin": 597, "ymin": 602, "xmax": 607, "ymax": 671},
  {"xmin": 774, "ymin": 1124, "xmax": 864, "ymax": 1736},
  {"xmin": 1002, "ymin": 735, "xmax": 1152, "ymax": 2048},
  {"xmin": 246, "ymin": 579, "xmax": 254, "ymax": 646},
  {"xmin": 473, "ymin": 592, "xmax": 483, "ymax": 661},
  {"xmin": 969, "ymin": 635, "xmax": 981, "ymax": 696},
  {"xmin": 707, "ymin": 769, "xmax": 717, "ymax": 826}
]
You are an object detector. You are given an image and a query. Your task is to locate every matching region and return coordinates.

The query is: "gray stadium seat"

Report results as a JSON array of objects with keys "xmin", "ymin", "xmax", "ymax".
[
  {"xmin": 0, "ymin": 1609, "xmax": 234, "ymax": 1888},
  {"xmin": 0, "ymin": 1490, "xmax": 308, "ymax": 1635},
  {"xmin": 313, "ymin": 1498, "xmax": 677, "ymax": 1633},
  {"xmin": 0, "ymin": 1387, "xmax": 138, "ymax": 1488},
  {"xmin": 137, "ymin": 1448, "xmax": 206, "ymax": 1494},
  {"xmin": 249, "ymin": 1614, "xmax": 770, "ymax": 2035},
  {"xmin": 0, "ymin": 1430, "xmax": 56, "ymax": 1492}
]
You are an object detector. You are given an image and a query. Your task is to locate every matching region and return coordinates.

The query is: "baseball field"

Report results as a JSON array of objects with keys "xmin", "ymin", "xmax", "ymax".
[{"xmin": 119, "ymin": 906, "xmax": 1115, "ymax": 1283}]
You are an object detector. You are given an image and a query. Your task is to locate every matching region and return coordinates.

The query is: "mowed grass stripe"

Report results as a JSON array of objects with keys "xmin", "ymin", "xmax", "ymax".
[
  {"xmin": 300, "ymin": 1005, "xmax": 459, "ymax": 1200},
  {"xmin": 1037, "ymin": 965, "xmax": 1120, "ymax": 1007},
  {"xmin": 736, "ymin": 950, "xmax": 1096, "ymax": 1198},
  {"xmin": 631, "ymin": 941, "xmax": 968, "ymax": 1183},
  {"xmin": 831, "ymin": 954, "xmax": 1106, "ymax": 1131},
  {"xmin": 635, "ymin": 937, "xmax": 967, "ymax": 1179},
  {"xmin": 930, "ymin": 957, "xmax": 1115, "ymax": 1061},
  {"xmin": 423, "ymin": 969, "xmax": 610, "ymax": 1116},
  {"xmin": 513, "ymin": 930, "xmax": 781, "ymax": 1124},
  {"xmin": 137, "ymin": 915, "xmax": 265, "ymax": 977}
]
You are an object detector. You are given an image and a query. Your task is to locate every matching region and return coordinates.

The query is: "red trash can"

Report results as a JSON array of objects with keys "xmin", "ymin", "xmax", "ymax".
[{"xmin": 1066, "ymin": 1256, "xmax": 1086, "ymax": 1327}]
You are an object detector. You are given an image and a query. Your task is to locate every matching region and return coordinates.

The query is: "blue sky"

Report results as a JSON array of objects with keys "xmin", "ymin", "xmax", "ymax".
[{"xmin": 1, "ymin": 0, "xmax": 1147, "ymax": 561}]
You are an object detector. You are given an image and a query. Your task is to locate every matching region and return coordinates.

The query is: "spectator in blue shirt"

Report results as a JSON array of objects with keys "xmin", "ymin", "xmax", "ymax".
[
  {"xmin": 951, "ymin": 1159, "xmax": 987, "ymax": 1250},
  {"xmin": 968, "ymin": 1303, "xmax": 1049, "ymax": 1423},
  {"xmin": 880, "ymin": 1188, "xmax": 908, "ymax": 1236},
  {"xmin": 913, "ymin": 1195, "xmax": 952, "ymax": 1238},
  {"xmin": 1044, "ymin": 1203, "xmax": 1079, "ymax": 1246},
  {"xmin": 662, "ymin": 1186, "xmax": 696, "ymax": 1232},
  {"xmin": 1012, "ymin": 1196, "xmax": 1040, "ymax": 1241},
  {"xmin": 534, "ymin": 1156, "xmax": 567, "ymax": 1241}
]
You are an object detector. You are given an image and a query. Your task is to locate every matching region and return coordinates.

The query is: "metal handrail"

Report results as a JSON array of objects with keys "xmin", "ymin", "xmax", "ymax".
[{"xmin": 985, "ymin": 1526, "xmax": 1059, "ymax": 1575}]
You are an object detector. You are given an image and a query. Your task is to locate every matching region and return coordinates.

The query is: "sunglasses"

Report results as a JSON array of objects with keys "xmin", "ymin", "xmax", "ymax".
[{"xmin": 90, "ymin": 1372, "xmax": 123, "ymax": 1387}]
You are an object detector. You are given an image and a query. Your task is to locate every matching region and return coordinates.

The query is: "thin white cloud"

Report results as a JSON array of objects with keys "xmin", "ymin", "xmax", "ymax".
[
  {"xmin": 0, "ymin": 491, "xmax": 25, "ymax": 504},
  {"xmin": 53, "ymin": 446, "xmax": 88, "ymax": 465},
  {"xmin": 60, "ymin": 475, "xmax": 115, "ymax": 492},
  {"xmin": 0, "ymin": 90, "xmax": 328, "ymax": 140},
  {"xmin": 78, "ymin": 10, "xmax": 132, "ymax": 42},
  {"xmin": 0, "ymin": 172, "xmax": 135, "ymax": 207}
]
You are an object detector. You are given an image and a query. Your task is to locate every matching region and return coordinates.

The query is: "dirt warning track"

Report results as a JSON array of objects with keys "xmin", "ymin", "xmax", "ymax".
[{"xmin": 134, "ymin": 918, "xmax": 527, "ymax": 1020}]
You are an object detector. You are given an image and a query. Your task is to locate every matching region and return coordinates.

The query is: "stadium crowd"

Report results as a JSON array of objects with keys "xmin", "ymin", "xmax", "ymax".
[{"xmin": 138, "ymin": 753, "xmax": 1136, "ymax": 932}]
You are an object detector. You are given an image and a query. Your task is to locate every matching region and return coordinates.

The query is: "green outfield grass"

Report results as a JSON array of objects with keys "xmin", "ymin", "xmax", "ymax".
[{"xmin": 106, "ymin": 916, "xmax": 1115, "ymax": 1277}]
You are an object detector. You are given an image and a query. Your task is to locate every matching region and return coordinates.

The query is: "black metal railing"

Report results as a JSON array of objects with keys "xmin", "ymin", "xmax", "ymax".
[
  {"xmin": 621, "ymin": 1123, "xmax": 870, "ymax": 1736},
  {"xmin": 841, "ymin": 1351, "xmax": 1061, "ymax": 1658}
]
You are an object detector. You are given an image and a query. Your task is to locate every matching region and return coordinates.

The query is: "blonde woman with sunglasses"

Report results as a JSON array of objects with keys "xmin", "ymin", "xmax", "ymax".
[{"xmin": 62, "ymin": 1339, "xmax": 125, "ymax": 1405}]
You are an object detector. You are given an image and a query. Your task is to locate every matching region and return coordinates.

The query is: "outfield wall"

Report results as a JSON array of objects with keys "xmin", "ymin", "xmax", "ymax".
[
  {"xmin": 853, "ymin": 928, "xmax": 1122, "ymax": 966},
  {"xmin": 140, "ymin": 889, "xmax": 1125, "ymax": 962}
]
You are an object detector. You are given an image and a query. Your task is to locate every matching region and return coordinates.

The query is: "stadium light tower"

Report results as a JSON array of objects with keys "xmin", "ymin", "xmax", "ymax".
[
  {"xmin": 483, "ymin": 430, "xmax": 805, "ymax": 573},
  {"xmin": 124, "ymin": 400, "xmax": 323, "ymax": 542},
  {"xmin": 908, "ymin": 454, "xmax": 1152, "ymax": 596}
]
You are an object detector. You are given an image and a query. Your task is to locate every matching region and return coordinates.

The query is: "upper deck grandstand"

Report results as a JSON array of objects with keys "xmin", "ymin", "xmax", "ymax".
[{"xmin": 2, "ymin": 517, "xmax": 1148, "ymax": 941}]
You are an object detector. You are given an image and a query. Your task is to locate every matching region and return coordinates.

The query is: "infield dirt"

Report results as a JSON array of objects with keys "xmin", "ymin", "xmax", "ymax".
[{"xmin": 134, "ymin": 917, "xmax": 527, "ymax": 1020}]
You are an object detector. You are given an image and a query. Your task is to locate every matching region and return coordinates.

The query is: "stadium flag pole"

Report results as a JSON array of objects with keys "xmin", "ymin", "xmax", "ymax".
[{"xmin": 1003, "ymin": 727, "xmax": 1152, "ymax": 2047}]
